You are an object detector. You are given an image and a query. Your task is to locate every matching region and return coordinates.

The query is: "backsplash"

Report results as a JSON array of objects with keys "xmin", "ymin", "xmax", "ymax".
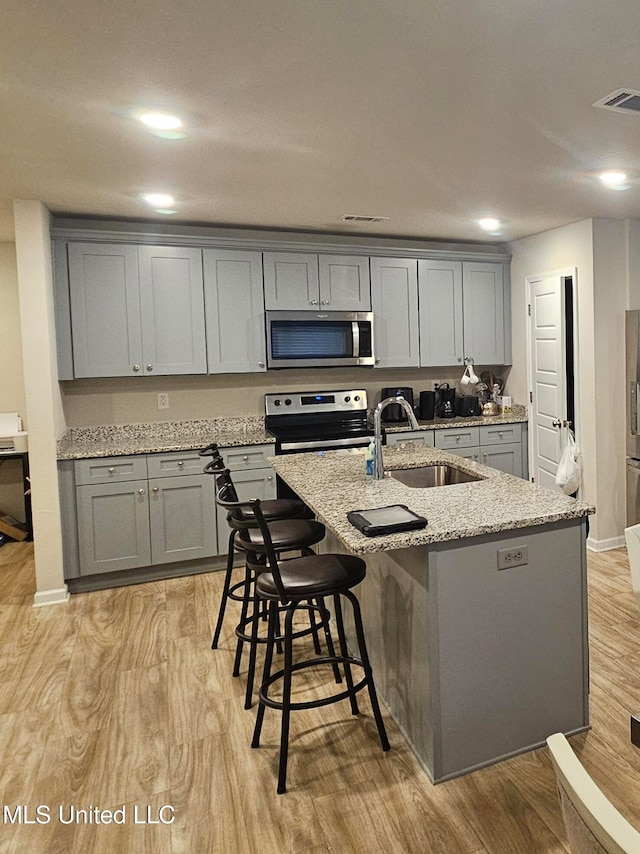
[{"xmin": 61, "ymin": 365, "xmax": 512, "ymax": 427}]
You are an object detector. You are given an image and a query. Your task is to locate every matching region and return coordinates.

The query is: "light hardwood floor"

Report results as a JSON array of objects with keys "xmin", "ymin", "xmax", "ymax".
[{"xmin": 0, "ymin": 543, "xmax": 639, "ymax": 853}]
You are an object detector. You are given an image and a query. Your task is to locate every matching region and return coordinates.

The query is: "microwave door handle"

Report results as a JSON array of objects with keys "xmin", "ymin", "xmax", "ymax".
[{"xmin": 352, "ymin": 321, "xmax": 360, "ymax": 358}]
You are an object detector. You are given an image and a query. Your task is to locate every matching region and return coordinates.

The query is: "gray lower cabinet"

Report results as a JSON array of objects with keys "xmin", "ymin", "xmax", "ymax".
[
  {"xmin": 203, "ymin": 249, "xmax": 267, "ymax": 373},
  {"xmin": 433, "ymin": 423, "xmax": 525, "ymax": 478},
  {"xmin": 370, "ymin": 257, "xmax": 420, "ymax": 368},
  {"xmin": 66, "ymin": 242, "xmax": 207, "ymax": 378},
  {"xmin": 73, "ymin": 451, "xmax": 217, "ymax": 578},
  {"xmin": 216, "ymin": 444, "xmax": 277, "ymax": 550},
  {"xmin": 76, "ymin": 479, "xmax": 151, "ymax": 575}
]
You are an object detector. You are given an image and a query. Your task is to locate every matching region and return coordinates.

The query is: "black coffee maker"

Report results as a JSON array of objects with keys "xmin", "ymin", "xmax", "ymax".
[{"xmin": 435, "ymin": 383, "xmax": 456, "ymax": 419}]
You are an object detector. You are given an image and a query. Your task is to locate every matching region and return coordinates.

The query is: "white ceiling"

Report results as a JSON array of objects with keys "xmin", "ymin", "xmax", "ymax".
[{"xmin": 3, "ymin": 0, "xmax": 640, "ymax": 244}]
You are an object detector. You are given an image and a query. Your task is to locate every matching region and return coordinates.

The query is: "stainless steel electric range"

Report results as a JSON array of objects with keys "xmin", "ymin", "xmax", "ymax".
[{"xmin": 264, "ymin": 388, "xmax": 374, "ymax": 497}]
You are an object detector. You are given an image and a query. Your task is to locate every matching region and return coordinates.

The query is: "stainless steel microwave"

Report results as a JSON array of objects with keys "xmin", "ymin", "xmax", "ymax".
[{"xmin": 266, "ymin": 310, "xmax": 375, "ymax": 368}]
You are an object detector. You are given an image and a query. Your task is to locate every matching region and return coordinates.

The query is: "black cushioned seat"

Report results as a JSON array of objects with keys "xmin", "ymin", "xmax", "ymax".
[{"xmin": 257, "ymin": 553, "xmax": 367, "ymax": 600}]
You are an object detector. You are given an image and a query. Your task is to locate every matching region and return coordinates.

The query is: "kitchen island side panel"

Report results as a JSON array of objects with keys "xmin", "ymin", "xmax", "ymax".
[{"xmin": 432, "ymin": 518, "xmax": 589, "ymax": 781}]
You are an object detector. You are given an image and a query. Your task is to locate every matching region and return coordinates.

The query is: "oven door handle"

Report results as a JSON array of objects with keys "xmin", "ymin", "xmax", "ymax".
[{"xmin": 279, "ymin": 436, "xmax": 371, "ymax": 452}]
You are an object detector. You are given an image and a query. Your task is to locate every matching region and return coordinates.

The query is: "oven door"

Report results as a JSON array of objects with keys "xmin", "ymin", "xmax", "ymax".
[{"xmin": 266, "ymin": 311, "xmax": 374, "ymax": 368}]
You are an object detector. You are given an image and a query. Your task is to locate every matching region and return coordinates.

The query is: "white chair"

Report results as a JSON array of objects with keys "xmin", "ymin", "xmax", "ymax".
[
  {"xmin": 546, "ymin": 733, "xmax": 640, "ymax": 853},
  {"xmin": 623, "ymin": 524, "xmax": 640, "ymax": 615}
]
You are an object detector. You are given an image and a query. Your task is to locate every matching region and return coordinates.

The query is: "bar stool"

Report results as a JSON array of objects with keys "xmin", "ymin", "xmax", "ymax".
[
  {"xmin": 200, "ymin": 444, "xmax": 307, "ymax": 651},
  {"xmin": 212, "ymin": 466, "xmax": 332, "ymax": 710},
  {"xmin": 218, "ymin": 493, "xmax": 390, "ymax": 794}
]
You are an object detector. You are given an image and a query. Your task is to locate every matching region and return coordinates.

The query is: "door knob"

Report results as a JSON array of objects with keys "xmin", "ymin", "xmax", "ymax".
[{"xmin": 552, "ymin": 419, "xmax": 562, "ymax": 428}]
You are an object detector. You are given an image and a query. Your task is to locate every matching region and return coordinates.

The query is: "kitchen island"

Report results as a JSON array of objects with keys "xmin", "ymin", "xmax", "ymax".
[{"xmin": 269, "ymin": 445, "xmax": 595, "ymax": 783}]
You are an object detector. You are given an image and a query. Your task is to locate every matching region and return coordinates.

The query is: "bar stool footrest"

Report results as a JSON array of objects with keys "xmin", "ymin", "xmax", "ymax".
[{"xmin": 259, "ymin": 656, "xmax": 367, "ymax": 711}]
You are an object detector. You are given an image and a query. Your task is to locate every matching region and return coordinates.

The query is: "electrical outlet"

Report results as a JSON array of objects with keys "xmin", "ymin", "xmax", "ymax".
[
  {"xmin": 497, "ymin": 545, "xmax": 529, "ymax": 570},
  {"xmin": 157, "ymin": 392, "xmax": 169, "ymax": 410},
  {"xmin": 432, "ymin": 380, "xmax": 443, "ymax": 390}
]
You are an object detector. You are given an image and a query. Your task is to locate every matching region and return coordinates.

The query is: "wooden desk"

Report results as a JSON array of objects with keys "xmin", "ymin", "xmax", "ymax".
[{"xmin": 0, "ymin": 451, "xmax": 32, "ymax": 541}]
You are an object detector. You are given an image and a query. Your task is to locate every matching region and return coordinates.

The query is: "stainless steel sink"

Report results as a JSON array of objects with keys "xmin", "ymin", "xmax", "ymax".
[{"xmin": 388, "ymin": 464, "xmax": 482, "ymax": 488}]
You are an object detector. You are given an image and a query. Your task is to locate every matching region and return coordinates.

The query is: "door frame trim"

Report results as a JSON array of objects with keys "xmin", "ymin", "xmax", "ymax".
[{"xmin": 525, "ymin": 267, "xmax": 580, "ymax": 492}]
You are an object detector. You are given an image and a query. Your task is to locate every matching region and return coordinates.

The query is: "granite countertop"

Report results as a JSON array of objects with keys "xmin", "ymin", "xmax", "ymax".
[
  {"xmin": 56, "ymin": 417, "xmax": 274, "ymax": 460},
  {"xmin": 384, "ymin": 403, "xmax": 527, "ymax": 433},
  {"xmin": 269, "ymin": 445, "xmax": 594, "ymax": 555},
  {"xmin": 56, "ymin": 404, "xmax": 528, "ymax": 460}
]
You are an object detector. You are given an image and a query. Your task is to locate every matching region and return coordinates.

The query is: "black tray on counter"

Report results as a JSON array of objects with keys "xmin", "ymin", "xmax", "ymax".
[{"xmin": 347, "ymin": 504, "xmax": 427, "ymax": 537}]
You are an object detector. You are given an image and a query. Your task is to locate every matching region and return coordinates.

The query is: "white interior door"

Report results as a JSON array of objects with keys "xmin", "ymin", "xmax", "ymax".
[{"xmin": 528, "ymin": 274, "xmax": 567, "ymax": 491}]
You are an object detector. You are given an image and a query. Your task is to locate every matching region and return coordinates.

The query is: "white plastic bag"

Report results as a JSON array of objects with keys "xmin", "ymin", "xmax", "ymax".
[{"xmin": 555, "ymin": 428, "xmax": 581, "ymax": 495}]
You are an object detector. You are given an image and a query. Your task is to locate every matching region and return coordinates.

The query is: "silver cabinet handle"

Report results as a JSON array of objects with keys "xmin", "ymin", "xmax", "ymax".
[
  {"xmin": 177, "ymin": 461, "xmax": 184, "ymax": 467},
  {"xmin": 309, "ymin": 299, "xmax": 319, "ymax": 305},
  {"xmin": 146, "ymin": 364, "xmax": 153, "ymax": 372},
  {"xmin": 375, "ymin": 358, "xmax": 381, "ymax": 364},
  {"xmin": 499, "ymin": 432, "xmax": 503, "ymax": 438},
  {"xmin": 108, "ymin": 466, "xmax": 115, "ymax": 474},
  {"xmin": 455, "ymin": 436, "xmax": 461, "ymax": 443},
  {"xmin": 242, "ymin": 455, "xmax": 248, "ymax": 462},
  {"xmin": 321, "ymin": 299, "xmax": 329, "ymax": 305},
  {"xmin": 483, "ymin": 453, "xmax": 487, "ymax": 460},
  {"xmin": 458, "ymin": 356, "xmax": 463, "ymax": 362},
  {"xmin": 474, "ymin": 453, "xmax": 479, "ymax": 460},
  {"xmin": 138, "ymin": 488, "xmax": 145, "ymax": 495},
  {"xmin": 132, "ymin": 364, "xmax": 140, "ymax": 372},
  {"xmin": 258, "ymin": 361, "xmax": 265, "ymax": 368},
  {"xmin": 152, "ymin": 486, "xmax": 159, "ymax": 493},
  {"xmin": 267, "ymin": 475, "xmax": 273, "ymax": 481}
]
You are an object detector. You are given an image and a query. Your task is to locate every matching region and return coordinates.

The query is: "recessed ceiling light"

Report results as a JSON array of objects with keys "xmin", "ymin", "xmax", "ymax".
[
  {"xmin": 142, "ymin": 193, "xmax": 175, "ymax": 208},
  {"xmin": 138, "ymin": 112, "xmax": 182, "ymax": 130},
  {"xmin": 599, "ymin": 170, "xmax": 628, "ymax": 188},
  {"xmin": 477, "ymin": 218, "xmax": 501, "ymax": 232},
  {"xmin": 153, "ymin": 209, "xmax": 178, "ymax": 215}
]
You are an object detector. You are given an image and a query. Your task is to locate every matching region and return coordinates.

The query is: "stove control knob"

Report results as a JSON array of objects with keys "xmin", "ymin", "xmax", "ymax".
[
  {"xmin": 354, "ymin": 395, "xmax": 360, "ymax": 401},
  {"xmin": 274, "ymin": 399, "xmax": 281, "ymax": 407},
  {"xmin": 285, "ymin": 398, "xmax": 292, "ymax": 406},
  {"xmin": 344, "ymin": 395, "xmax": 351, "ymax": 402}
]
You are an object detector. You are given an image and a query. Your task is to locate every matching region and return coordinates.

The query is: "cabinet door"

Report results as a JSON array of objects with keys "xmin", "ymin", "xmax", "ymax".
[
  {"xmin": 149, "ymin": 474, "xmax": 217, "ymax": 564},
  {"xmin": 370, "ymin": 258, "xmax": 419, "ymax": 368},
  {"xmin": 203, "ymin": 250, "xmax": 266, "ymax": 373},
  {"xmin": 318, "ymin": 255, "xmax": 371, "ymax": 310},
  {"xmin": 418, "ymin": 260, "xmax": 464, "ymax": 367},
  {"xmin": 263, "ymin": 252, "xmax": 319, "ymax": 310},
  {"xmin": 76, "ymin": 481, "xmax": 151, "ymax": 575},
  {"xmin": 450, "ymin": 446, "xmax": 481, "ymax": 463},
  {"xmin": 138, "ymin": 246, "xmax": 207, "ymax": 375},
  {"xmin": 68, "ymin": 243, "xmax": 143, "ymax": 377},
  {"xmin": 215, "ymin": 467, "xmax": 276, "ymax": 553},
  {"xmin": 480, "ymin": 443, "xmax": 523, "ymax": 477},
  {"xmin": 462, "ymin": 262, "xmax": 505, "ymax": 365}
]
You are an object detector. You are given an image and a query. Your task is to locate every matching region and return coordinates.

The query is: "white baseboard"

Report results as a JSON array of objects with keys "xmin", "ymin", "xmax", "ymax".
[
  {"xmin": 587, "ymin": 535, "xmax": 626, "ymax": 553},
  {"xmin": 33, "ymin": 586, "xmax": 70, "ymax": 607}
]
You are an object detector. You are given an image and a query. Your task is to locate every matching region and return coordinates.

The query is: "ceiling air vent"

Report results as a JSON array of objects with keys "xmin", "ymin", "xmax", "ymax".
[
  {"xmin": 339, "ymin": 214, "xmax": 389, "ymax": 223},
  {"xmin": 593, "ymin": 88, "xmax": 640, "ymax": 114}
]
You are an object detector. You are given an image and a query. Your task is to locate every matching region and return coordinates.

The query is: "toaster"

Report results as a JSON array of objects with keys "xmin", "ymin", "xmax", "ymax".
[{"xmin": 455, "ymin": 395, "xmax": 481, "ymax": 417}]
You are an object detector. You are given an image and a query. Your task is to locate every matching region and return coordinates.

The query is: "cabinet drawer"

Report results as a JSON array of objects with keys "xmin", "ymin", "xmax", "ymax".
[
  {"xmin": 221, "ymin": 444, "xmax": 272, "ymax": 470},
  {"xmin": 386, "ymin": 430, "xmax": 435, "ymax": 448},
  {"xmin": 434, "ymin": 427, "xmax": 480, "ymax": 450},
  {"xmin": 479, "ymin": 423, "xmax": 522, "ymax": 446},
  {"xmin": 75, "ymin": 455, "xmax": 148, "ymax": 485},
  {"xmin": 147, "ymin": 451, "xmax": 205, "ymax": 478}
]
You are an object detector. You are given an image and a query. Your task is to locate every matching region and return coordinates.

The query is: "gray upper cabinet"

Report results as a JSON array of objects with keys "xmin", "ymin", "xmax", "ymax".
[
  {"xmin": 67, "ymin": 243, "xmax": 207, "ymax": 377},
  {"xmin": 462, "ymin": 261, "xmax": 507, "ymax": 365},
  {"xmin": 370, "ymin": 257, "xmax": 419, "ymax": 368},
  {"xmin": 68, "ymin": 243, "xmax": 143, "ymax": 378},
  {"xmin": 138, "ymin": 246, "xmax": 207, "ymax": 375},
  {"xmin": 317, "ymin": 255, "xmax": 371, "ymax": 310},
  {"xmin": 263, "ymin": 252, "xmax": 319, "ymax": 310},
  {"xmin": 418, "ymin": 259, "xmax": 464, "ymax": 367},
  {"xmin": 203, "ymin": 249, "xmax": 266, "ymax": 373},
  {"xmin": 263, "ymin": 252, "xmax": 370, "ymax": 311},
  {"xmin": 418, "ymin": 259, "xmax": 508, "ymax": 367}
]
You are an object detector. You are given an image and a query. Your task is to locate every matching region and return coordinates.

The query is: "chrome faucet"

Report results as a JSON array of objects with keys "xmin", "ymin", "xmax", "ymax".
[{"xmin": 373, "ymin": 396, "xmax": 419, "ymax": 479}]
